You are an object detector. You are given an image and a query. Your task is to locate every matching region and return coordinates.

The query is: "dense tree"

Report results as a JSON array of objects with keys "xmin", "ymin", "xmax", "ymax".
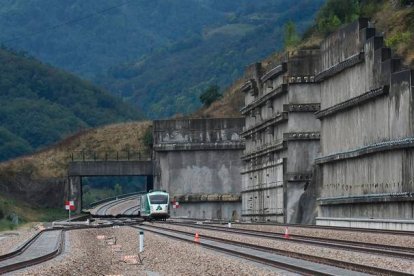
[
  {"xmin": 315, "ymin": 0, "xmax": 360, "ymax": 35},
  {"xmin": 114, "ymin": 183, "xmax": 123, "ymax": 196},
  {"xmin": 200, "ymin": 85, "xmax": 221, "ymax": 107},
  {"xmin": 284, "ymin": 21, "xmax": 300, "ymax": 49}
]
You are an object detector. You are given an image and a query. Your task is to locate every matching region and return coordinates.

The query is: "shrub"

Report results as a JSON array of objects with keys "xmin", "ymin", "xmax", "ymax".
[
  {"xmin": 200, "ymin": 85, "xmax": 221, "ymax": 107},
  {"xmin": 385, "ymin": 31, "xmax": 412, "ymax": 49},
  {"xmin": 315, "ymin": 0, "xmax": 360, "ymax": 35},
  {"xmin": 142, "ymin": 127, "xmax": 153, "ymax": 148},
  {"xmin": 284, "ymin": 21, "xmax": 300, "ymax": 49}
]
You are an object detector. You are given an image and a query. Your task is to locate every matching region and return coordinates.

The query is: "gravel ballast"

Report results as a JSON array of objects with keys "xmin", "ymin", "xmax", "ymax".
[
  {"xmin": 16, "ymin": 226, "xmax": 282, "ymax": 276},
  {"xmin": 107, "ymin": 199, "xmax": 138, "ymax": 215},
  {"xmin": 155, "ymin": 223, "xmax": 414, "ymax": 274},
  {"xmin": 0, "ymin": 224, "xmax": 42, "ymax": 255},
  {"xmin": 208, "ymin": 223, "xmax": 414, "ymax": 248}
]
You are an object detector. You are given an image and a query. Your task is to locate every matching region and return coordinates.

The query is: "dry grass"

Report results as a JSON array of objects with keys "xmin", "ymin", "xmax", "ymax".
[
  {"xmin": 373, "ymin": 3, "xmax": 414, "ymax": 66},
  {"xmin": 192, "ymin": 78, "xmax": 246, "ymax": 118},
  {"xmin": 0, "ymin": 121, "xmax": 152, "ymax": 179}
]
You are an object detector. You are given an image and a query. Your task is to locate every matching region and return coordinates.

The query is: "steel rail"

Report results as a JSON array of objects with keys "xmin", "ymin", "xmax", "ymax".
[
  {"xmin": 122, "ymin": 206, "xmax": 140, "ymax": 216},
  {"xmin": 165, "ymin": 222, "xmax": 414, "ymax": 259},
  {"xmin": 93, "ymin": 195, "xmax": 139, "ymax": 216},
  {"xmin": 0, "ymin": 220, "xmax": 144, "ymax": 274},
  {"xmin": 0, "ymin": 230, "xmax": 64, "ymax": 274},
  {"xmin": 0, "ymin": 228, "xmax": 59, "ymax": 262},
  {"xmin": 174, "ymin": 217, "xmax": 414, "ymax": 236},
  {"xmin": 136, "ymin": 224, "xmax": 412, "ymax": 276},
  {"xmin": 131, "ymin": 225, "xmax": 337, "ymax": 276}
]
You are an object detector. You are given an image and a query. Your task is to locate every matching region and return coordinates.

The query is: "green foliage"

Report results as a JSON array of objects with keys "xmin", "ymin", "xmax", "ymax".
[
  {"xmin": 0, "ymin": 47, "xmax": 142, "ymax": 161},
  {"xmin": 316, "ymin": 0, "xmax": 360, "ymax": 35},
  {"xmin": 359, "ymin": 0, "xmax": 385, "ymax": 18},
  {"xmin": 0, "ymin": 127, "xmax": 32, "ymax": 161},
  {"xmin": 82, "ymin": 176, "xmax": 146, "ymax": 207},
  {"xmin": 0, "ymin": 196, "xmax": 65, "ymax": 231},
  {"xmin": 284, "ymin": 21, "xmax": 300, "ymax": 49},
  {"xmin": 200, "ymin": 85, "xmax": 222, "ymax": 107},
  {"xmin": 37, "ymin": 208, "xmax": 66, "ymax": 222},
  {"xmin": 314, "ymin": 0, "xmax": 388, "ymax": 36},
  {"xmin": 400, "ymin": 0, "xmax": 414, "ymax": 6},
  {"xmin": 385, "ymin": 31, "xmax": 412, "ymax": 49},
  {"xmin": 0, "ymin": 0, "xmax": 324, "ymax": 119},
  {"xmin": 114, "ymin": 183, "xmax": 123, "ymax": 195},
  {"xmin": 142, "ymin": 127, "xmax": 153, "ymax": 147},
  {"xmin": 99, "ymin": 0, "xmax": 324, "ymax": 118},
  {"xmin": 0, "ymin": 219, "xmax": 17, "ymax": 231}
]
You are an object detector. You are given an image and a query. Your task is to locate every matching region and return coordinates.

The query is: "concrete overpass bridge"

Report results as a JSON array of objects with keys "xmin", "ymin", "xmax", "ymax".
[{"xmin": 67, "ymin": 159, "xmax": 153, "ymax": 212}]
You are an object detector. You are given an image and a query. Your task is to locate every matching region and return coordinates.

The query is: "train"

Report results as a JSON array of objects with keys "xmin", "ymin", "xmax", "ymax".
[{"xmin": 140, "ymin": 190, "xmax": 170, "ymax": 220}]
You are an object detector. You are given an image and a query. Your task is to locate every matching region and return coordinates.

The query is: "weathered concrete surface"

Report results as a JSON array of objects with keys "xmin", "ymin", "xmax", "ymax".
[
  {"xmin": 157, "ymin": 151, "xmax": 242, "ymax": 195},
  {"xmin": 316, "ymin": 19, "xmax": 414, "ymax": 229},
  {"xmin": 171, "ymin": 202, "xmax": 241, "ymax": 221},
  {"xmin": 316, "ymin": 217, "xmax": 414, "ymax": 231},
  {"xmin": 171, "ymin": 193, "xmax": 241, "ymax": 221},
  {"xmin": 240, "ymin": 50, "xmax": 321, "ymax": 223},
  {"xmin": 153, "ymin": 118, "xmax": 245, "ymax": 221},
  {"xmin": 66, "ymin": 160, "xmax": 153, "ymax": 213}
]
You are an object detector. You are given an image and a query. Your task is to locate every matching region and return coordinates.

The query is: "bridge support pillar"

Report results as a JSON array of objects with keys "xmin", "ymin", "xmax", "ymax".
[{"xmin": 67, "ymin": 176, "xmax": 82, "ymax": 214}]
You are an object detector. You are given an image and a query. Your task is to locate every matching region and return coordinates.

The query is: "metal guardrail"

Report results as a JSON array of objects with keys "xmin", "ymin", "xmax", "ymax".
[{"xmin": 70, "ymin": 150, "xmax": 151, "ymax": 161}]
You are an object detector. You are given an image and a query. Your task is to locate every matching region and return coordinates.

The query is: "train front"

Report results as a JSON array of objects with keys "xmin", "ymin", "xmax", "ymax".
[{"xmin": 149, "ymin": 192, "xmax": 170, "ymax": 220}]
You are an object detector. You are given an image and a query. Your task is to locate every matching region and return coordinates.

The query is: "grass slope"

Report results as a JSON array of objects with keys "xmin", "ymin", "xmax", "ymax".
[
  {"xmin": 0, "ymin": 195, "xmax": 66, "ymax": 231},
  {"xmin": 0, "ymin": 121, "xmax": 152, "ymax": 179}
]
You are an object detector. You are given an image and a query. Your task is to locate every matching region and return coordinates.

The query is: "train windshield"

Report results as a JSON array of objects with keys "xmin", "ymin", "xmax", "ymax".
[{"xmin": 149, "ymin": 194, "xmax": 168, "ymax": 204}]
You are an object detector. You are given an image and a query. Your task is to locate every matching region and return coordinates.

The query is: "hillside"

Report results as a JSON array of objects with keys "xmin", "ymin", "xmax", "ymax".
[
  {"xmin": 200, "ymin": 0, "xmax": 414, "ymax": 118},
  {"xmin": 0, "ymin": 47, "xmax": 142, "ymax": 161},
  {"xmin": 0, "ymin": 0, "xmax": 324, "ymax": 118},
  {"xmin": 98, "ymin": 0, "xmax": 324, "ymax": 118},
  {"xmin": 0, "ymin": 121, "xmax": 151, "ymax": 211},
  {"xmin": 0, "ymin": 0, "xmax": 223, "ymax": 77},
  {"xmin": 0, "ymin": 121, "xmax": 151, "ymax": 179}
]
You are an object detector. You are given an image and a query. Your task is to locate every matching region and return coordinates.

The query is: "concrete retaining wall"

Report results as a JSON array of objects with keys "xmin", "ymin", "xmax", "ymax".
[
  {"xmin": 240, "ymin": 50, "xmax": 321, "ymax": 223},
  {"xmin": 316, "ymin": 18, "xmax": 414, "ymax": 229},
  {"xmin": 153, "ymin": 118, "xmax": 244, "ymax": 220}
]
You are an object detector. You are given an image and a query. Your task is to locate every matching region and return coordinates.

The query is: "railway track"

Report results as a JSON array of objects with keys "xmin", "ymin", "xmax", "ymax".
[
  {"xmin": 165, "ymin": 221, "xmax": 414, "ymax": 259},
  {"xmin": 133, "ymin": 224, "xmax": 410, "ymax": 276},
  {"xmin": 176, "ymin": 218, "xmax": 414, "ymax": 237},
  {"xmin": 92, "ymin": 195, "xmax": 140, "ymax": 216},
  {"xmin": 0, "ymin": 229, "xmax": 64, "ymax": 274},
  {"xmin": 0, "ymin": 219, "xmax": 144, "ymax": 274},
  {"xmin": 122, "ymin": 206, "xmax": 140, "ymax": 216}
]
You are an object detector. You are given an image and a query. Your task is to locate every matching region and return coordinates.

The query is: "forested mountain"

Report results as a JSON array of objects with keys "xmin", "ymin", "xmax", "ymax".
[
  {"xmin": 100, "ymin": 0, "xmax": 324, "ymax": 117},
  {"xmin": 0, "ymin": 0, "xmax": 324, "ymax": 118},
  {"xmin": 0, "ymin": 47, "xmax": 142, "ymax": 161}
]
